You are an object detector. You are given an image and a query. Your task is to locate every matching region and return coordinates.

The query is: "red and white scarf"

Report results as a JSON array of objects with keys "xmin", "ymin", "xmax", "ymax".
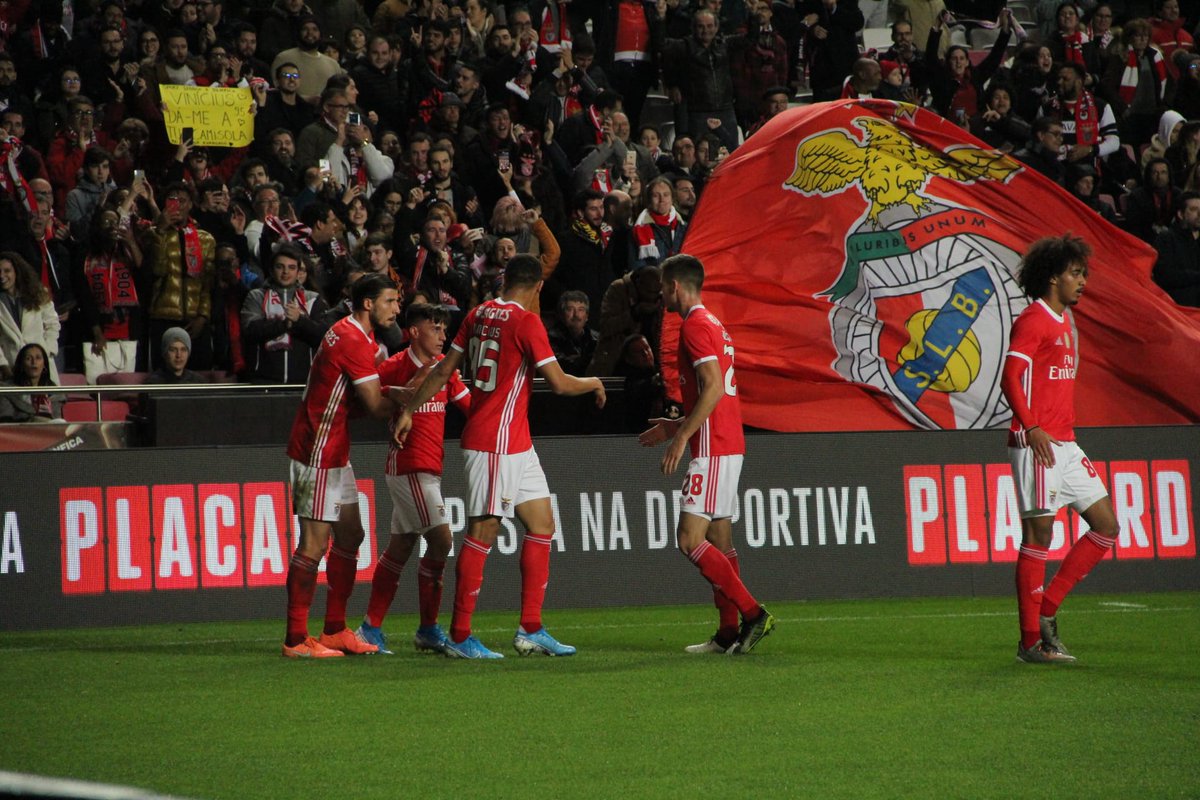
[
  {"xmin": 347, "ymin": 147, "xmax": 368, "ymax": 188},
  {"xmin": 589, "ymin": 166, "xmax": 612, "ymax": 193},
  {"xmin": 0, "ymin": 137, "xmax": 35, "ymax": 217},
  {"xmin": 538, "ymin": 2, "xmax": 572, "ymax": 55},
  {"xmin": 84, "ymin": 251, "xmax": 139, "ymax": 312},
  {"xmin": 262, "ymin": 285, "xmax": 308, "ymax": 350},
  {"xmin": 265, "ymin": 215, "xmax": 312, "ymax": 248},
  {"xmin": 1055, "ymin": 92, "xmax": 1100, "ymax": 146},
  {"xmin": 633, "ymin": 206, "xmax": 680, "ymax": 261},
  {"xmin": 1060, "ymin": 30, "xmax": 1088, "ymax": 66},
  {"xmin": 588, "ymin": 105, "xmax": 605, "ymax": 144},
  {"xmin": 180, "ymin": 222, "xmax": 204, "ymax": 277},
  {"xmin": 1119, "ymin": 46, "xmax": 1167, "ymax": 105}
]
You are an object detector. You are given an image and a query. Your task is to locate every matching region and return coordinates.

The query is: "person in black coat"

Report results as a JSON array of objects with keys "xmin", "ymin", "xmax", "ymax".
[{"xmin": 1152, "ymin": 190, "xmax": 1200, "ymax": 306}]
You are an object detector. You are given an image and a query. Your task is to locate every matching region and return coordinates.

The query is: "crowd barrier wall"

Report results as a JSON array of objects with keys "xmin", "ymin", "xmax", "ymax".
[{"xmin": 1, "ymin": 427, "xmax": 1195, "ymax": 631}]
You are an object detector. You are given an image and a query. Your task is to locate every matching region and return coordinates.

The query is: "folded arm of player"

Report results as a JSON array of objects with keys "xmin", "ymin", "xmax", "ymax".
[
  {"xmin": 660, "ymin": 359, "xmax": 722, "ymax": 475},
  {"xmin": 537, "ymin": 359, "xmax": 607, "ymax": 407},
  {"xmin": 394, "ymin": 349, "xmax": 463, "ymax": 446},
  {"xmin": 1000, "ymin": 354, "xmax": 1059, "ymax": 468}
]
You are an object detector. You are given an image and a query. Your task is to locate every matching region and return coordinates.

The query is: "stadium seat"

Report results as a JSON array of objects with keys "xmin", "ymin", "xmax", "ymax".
[
  {"xmin": 1009, "ymin": 4, "xmax": 1035, "ymax": 23},
  {"xmin": 62, "ymin": 399, "xmax": 132, "ymax": 422},
  {"xmin": 58, "ymin": 372, "xmax": 91, "ymax": 401},
  {"xmin": 862, "ymin": 27, "xmax": 893, "ymax": 52},
  {"xmin": 96, "ymin": 372, "xmax": 150, "ymax": 385},
  {"xmin": 970, "ymin": 27, "xmax": 1001, "ymax": 49},
  {"xmin": 1098, "ymin": 194, "xmax": 1118, "ymax": 218}
]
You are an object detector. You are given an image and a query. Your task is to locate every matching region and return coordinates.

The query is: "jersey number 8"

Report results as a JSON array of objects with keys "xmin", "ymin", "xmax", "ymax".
[
  {"xmin": 723, "ymin": 345, "xmax": 737, "ymax": 396},
  {"xmin": 468, "ymin": 336, "xmax": 500, "ymax": 392}
]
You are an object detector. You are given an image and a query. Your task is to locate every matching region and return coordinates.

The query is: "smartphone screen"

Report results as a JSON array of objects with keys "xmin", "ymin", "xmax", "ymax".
[
  {"xmin": 498, "ymin": 150, "xmax": 511, "ymax": 171},
  {"xmin": 347, "ymin": 111, "xmax": 361, "ymax": 126},
  {"xmin": 181, "ymin": 126, "xmax": 194, "ymax": 143}
]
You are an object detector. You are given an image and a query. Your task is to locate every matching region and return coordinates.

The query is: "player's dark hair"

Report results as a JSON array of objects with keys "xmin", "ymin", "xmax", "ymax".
[
  {"xmin": 352, "ymin": 272, "xmax": 397, "ymax": 308},
  {"xmin": 504, "ymin": 253, "xmax": 542, "ymax": 288},
  {"xmin": 404, "ymin": 301, "xmax": 449, "ymax": 327},
  {"xmin": 661, "ymin": 253, "xmax": 705, "ymax": 291},
  {"xmin": 1017, "ymin": 234, "xmax": 1091, "ymax": 299}
]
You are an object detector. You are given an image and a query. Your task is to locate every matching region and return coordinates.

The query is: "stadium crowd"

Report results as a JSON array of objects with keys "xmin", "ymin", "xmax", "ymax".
[{"xmin": 1, "ymin": 0, "xmax": 1200, "ymax": 424}]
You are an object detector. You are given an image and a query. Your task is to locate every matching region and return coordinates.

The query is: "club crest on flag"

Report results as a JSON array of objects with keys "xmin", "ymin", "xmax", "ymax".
[{"xmin": 782, "ymin": 108, "xmax": 1029, "ymax": 430}]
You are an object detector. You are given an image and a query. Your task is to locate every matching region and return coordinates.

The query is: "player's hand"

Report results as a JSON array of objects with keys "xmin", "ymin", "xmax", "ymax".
[
  {"xmin": 1027, "ymin": 426, "xmax": 1059, "ymax": 468},
  {"xmin": 661, "ymin": 434, "xmax": 687, "ymax": 475},
  {"xmin": 592, "ymin": 377, "xmax": 606, "ymax": 409},
  {"xmin": 392, "ymin": 410, "xmax": 414, "ymax": 447},
  {"xmin": 638, "ymin": 417, "xmax": 681, "ymax": 447}
]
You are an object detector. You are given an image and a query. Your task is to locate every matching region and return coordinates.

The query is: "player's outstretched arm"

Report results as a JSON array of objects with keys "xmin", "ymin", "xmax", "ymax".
[
  {"xmin": 538, "ymin": 359, "xmax": 607, "ymax": 408},
  {"xmin": 394, "ymin": 349, "xmax": 463, "ymax": 447},
  {"xmin": 638, "ymin": 417, "xmax": 683, "ymax": 447},
  {"xmin": 354, "ymin": 377, "xmax": 399, "ymax": 420}
]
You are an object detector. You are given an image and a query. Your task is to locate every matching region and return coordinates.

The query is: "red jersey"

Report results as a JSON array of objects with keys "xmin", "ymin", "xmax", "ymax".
[
  {"xmin": 286, "ymin": 315, "xmax": 380, "ymax": 468},
  {"xmin": 1005, "ymin": 299, "xmax": 1078, "ymax": 446},
  {"xmin": 678, "ymin": 304, "xmax": 745, "ymax": 457},
  {"xmin": 380, "ymin": 348, "xmax": 470, "ymax": 475},
  {"xmin": 451, "ymin": 298, "xmax": 557, "ymax": 454}
]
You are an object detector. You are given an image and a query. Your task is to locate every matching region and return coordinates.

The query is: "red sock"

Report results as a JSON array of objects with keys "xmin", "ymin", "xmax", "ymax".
[
  {"xmin": 1016, "ymin": 543, "xmax": 1048, "ymax": 649},
  {"xmin": 417, "ymin": 556, "xmax": 446, "ymax": 627},
  {"xmin": 364, "ymin": 552, "xmax": 406, "ymax": 628},
  {"xmin": 323, "ymin": 545, "xmax": 358, "ymax": 636},
  {"xmin": 285, "ymin": 552, "xmax": 319, "ymax": 647},
  {"xmin": 450, "ymin": 536, "xmax": 491, "ymax": 643},
  {"xmin": 519, "ymin": 533, "xmax": 553, "ymax": 633},
  {"xmin": 688, "ymin": 541, "xmax": 760, "ymax": 618},
  {"xmin": 714, "ymin": 549, "xmax": 740, "ymax": 641},
  {"xmin": 1042, "ymin": 531, "xmax": 1116, "ymax": 617}
]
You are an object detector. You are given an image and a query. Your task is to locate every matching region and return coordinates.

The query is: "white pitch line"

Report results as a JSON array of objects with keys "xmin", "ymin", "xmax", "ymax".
[{"xmin": 1, "ymin": 605, "xmax": 1193, "ymax": 653}]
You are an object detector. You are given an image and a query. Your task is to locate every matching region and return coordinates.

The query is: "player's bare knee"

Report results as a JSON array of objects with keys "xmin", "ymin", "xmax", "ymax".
[
  {"xmin": 424, "ymin": 526, "xmax": 453, "ymax": 559},
  {"xmin": 1022, "ymin": 516, "xmax": 1055, "ymax": 547},
  {"xmin": 386, "ymin": 532, "xmax": 418, "ymax": 559}
]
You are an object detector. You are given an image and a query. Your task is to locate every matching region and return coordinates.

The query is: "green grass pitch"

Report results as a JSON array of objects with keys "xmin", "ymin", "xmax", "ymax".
[{"xmin": 3, "ymin": 593, "xmax": 1198, "ymax": 799}]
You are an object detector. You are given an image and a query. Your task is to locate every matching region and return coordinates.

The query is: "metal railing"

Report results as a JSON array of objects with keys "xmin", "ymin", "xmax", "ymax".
[{"xmin": 0, "ymin": 377, "xmax": 627, "ymax": 421}]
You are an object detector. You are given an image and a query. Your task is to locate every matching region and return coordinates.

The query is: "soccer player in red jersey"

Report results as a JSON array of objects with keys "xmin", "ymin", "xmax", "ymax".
[
  {"xmin": 639, "ymin": 254, "xmax": 775, "ymax": 654},
  {"xmin": 356, "ymin": 303, "xmax": 471, "ymax": 654},
  {"xmin": 281, "ymin": 273, "xmax": 402, "ymax": 658},
  {"xmin": 1001, "ymin": 235, "xmax": 1122, "ymax": 664},
  {"xmin": 394, "ymin": 255, "xmax": 606, "ymax": 659}
]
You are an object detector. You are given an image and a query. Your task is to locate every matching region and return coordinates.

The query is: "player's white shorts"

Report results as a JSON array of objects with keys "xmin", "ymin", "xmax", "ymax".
[
  {"xmin": 290, "ymin": 460, "xmax": 358, "ymax": 523},
  {"xmin": 463, "ymin": 448, "xmax": 550, "ymax": 518},
  {"xmin": 1008, "ymin": 441, "xmax": 1108, "ymax": 519},
  {"xmin": 386, "ymin": 472, "xmax": 450, "ymax": 535},
  {"xmin": 680, "ymin": 455, "xmax": 744, "ymax": 521}
]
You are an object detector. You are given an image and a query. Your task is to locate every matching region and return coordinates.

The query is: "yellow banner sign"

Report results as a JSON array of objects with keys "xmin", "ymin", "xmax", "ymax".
[{"xmin": 160, "ymin": 85, "xmax": 254, "ymax": 148}]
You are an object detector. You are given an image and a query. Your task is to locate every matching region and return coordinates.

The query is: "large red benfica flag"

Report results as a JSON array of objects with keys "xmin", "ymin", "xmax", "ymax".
[{"xmin": 674, "ymin": 99, "xmax": 1200, "ymax": 432}]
